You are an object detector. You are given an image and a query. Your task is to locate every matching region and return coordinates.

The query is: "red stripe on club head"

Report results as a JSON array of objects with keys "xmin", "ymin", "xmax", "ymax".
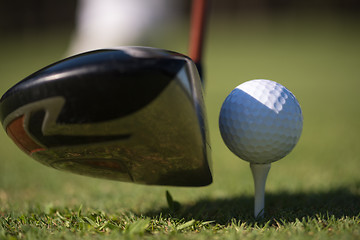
[{"xmin": 6, "ymin": 115, "xmax": 45, "ymax": 155}]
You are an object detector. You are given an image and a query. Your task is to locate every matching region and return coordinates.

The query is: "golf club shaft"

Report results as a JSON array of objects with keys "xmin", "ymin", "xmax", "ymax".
[{"xmin": 189, "ymin": 0, "xmax": 209, "ymax": 80}]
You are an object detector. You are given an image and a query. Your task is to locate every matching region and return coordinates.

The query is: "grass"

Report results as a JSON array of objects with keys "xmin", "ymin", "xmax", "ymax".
[{"xmin": 0, "ymin": 11, "xmax": 360, "ymax": 239}]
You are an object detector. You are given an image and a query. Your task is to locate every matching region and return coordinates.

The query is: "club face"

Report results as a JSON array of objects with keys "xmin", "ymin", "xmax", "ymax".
[{"xmin": 0, "ymin": 47, "xmax": 212, "ymax": 186}]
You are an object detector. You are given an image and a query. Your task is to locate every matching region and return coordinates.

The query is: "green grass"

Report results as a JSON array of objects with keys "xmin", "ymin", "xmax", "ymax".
[{"xmin": 1, "ymin": 12, "xmax": 360, "ymax": 239}]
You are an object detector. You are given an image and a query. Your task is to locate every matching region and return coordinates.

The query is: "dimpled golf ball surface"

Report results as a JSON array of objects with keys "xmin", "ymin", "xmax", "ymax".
[{"xmin": 219, "ymin": 79, "xmax": 303, "ymax": 164}]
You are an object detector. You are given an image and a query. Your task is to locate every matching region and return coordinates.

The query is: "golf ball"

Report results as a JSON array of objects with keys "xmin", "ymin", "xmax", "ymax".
[{"xmin": 219, "ymin": 79, "xmax": 303, "ymax": 164}]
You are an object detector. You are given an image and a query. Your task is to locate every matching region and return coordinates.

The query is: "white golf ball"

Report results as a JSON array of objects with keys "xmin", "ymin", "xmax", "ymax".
[{"xmin": 219, "ymin": 79, "xmax": 303, "ymax": 164}]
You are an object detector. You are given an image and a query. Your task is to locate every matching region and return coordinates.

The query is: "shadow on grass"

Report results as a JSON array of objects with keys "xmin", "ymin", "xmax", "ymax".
[{"xmin": 144, "ymin": 184, "xmax": 360, "ymax": 224}]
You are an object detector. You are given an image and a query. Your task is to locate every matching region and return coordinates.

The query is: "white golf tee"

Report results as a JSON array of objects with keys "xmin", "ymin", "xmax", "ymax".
[{"xmin": 250, "ymin": 163, "xmax": 271, "ymax": 218}]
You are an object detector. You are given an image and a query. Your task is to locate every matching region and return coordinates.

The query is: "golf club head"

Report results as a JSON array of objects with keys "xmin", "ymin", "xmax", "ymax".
[{"xmin": 0, "ymin": 46, "xmax": 212, "ymax": 186}]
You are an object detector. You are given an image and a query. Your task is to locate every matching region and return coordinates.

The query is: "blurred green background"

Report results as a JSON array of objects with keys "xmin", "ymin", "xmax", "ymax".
[{"xmin": 0, "ymin": 0, "xmax": 359, "ymax": 220}]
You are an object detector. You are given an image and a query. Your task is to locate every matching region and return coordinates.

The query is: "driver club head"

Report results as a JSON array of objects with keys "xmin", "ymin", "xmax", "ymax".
[{"xmin": 0, "ymin": 46, "xmax": 212, "ymax": 186}]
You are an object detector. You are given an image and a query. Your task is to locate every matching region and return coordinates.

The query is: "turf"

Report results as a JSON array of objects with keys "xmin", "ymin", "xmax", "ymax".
[{"xmin": 0, "ymin": 12, "xmax": 360, "ymax": 239}]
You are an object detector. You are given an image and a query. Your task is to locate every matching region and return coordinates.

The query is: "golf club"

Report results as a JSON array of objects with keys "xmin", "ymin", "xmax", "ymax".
[{"xmin": 0, "ymin": 0, "xmax": 212, "ymax": 187}]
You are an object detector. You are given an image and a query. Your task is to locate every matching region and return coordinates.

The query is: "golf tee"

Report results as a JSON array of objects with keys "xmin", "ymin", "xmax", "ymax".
[{"xmin": 250, "ymin": 163, "xmax": 271, "ymax": 218}]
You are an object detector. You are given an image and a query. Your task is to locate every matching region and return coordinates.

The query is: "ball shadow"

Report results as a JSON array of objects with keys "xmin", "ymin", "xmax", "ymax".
[{"xmin": 144, "ymin": 183, "xmax": 360, "ymax": 225}]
